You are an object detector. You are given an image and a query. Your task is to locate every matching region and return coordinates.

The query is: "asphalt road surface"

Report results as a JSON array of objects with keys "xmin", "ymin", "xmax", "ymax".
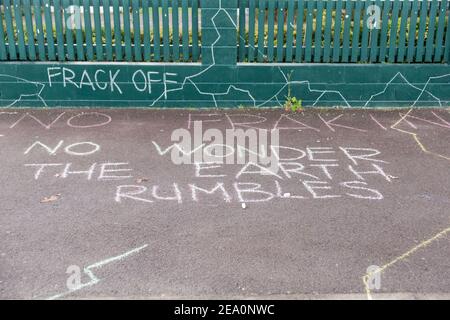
[{"xmin": 0, "ymin": 108, "xmax": 449, "ymax": 300}]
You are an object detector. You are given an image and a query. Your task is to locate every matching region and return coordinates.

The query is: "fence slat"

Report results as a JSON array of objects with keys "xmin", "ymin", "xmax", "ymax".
[
  {"xmin": 341, "ymin": 0, "xmax": 353, "ymax": 63},
  {"xmin": 377, "ymin": 0, "xmax": 391, "ymax": 62},
  {"xmin": 152, "ymin": 0, "xmax": 161, "ymax": 61},
  {"xmin": 72, "ymin": 0, "xmax": 85, "ymax": 61},
  {"xmin": 33, "ymin": 0, "xmax": 47, "ymax": 61},
  {"xmin": 238, "ymin": 0, "xmax": 246, "ymax": 62},
  {"xmin": 416, "ymin": 0, "xmax": 428, "ymax": 62},
  {"xmin": 407, "ymin": 0, "xmax": 419, "ymax": 63},
  {"xmin": 425, "ymin": 0, "xmax": 439, "ymax": 62},
  {"xmin": 285, "ymin": 0, "xmax": 295, "ymax": 62},
  {"xmin": 0, "ymin": 4, "xmax": 7, "ymax": 60},
  {"xmin": 182, "ymin": 0, "xmax": 189, "ymax": 61},
  {"xmin": 82, "ymin": 0, "xmax": 94, "ymax": 61},
  {"xmin": 312, "ymin": 0, "xmax": 323, "ymax": 62},
  {"xmin": 122, "ymin": 0, "xmax": 133, "ymax": 61},
  {"xmin": 3, "ymin": 0, "xmax": 17, "ymax": 60},
  {"xmin": 63, "ymin": 0, "xmax": 76, "ymax": 61},
  {"xmin": 13, "ymin": 0, "xmax": 27, "ymax": 60},
  {"xmin": 360, "ymin": 0, "xmax": 370, "ymax": 62},
  {"xmin": 191, "ymin": 0, "xmax": 199, "ymax": 61},
  {"xmin": 23, "ymin": 0, "xmax": 36, "ymax": 60},
  {"xmin": 304, "ymin": 0, "xmax": 314, "ymax": 62},
  {"xmin": 162, "ymin": 0, "xmax": 170, "ymax": 61},
  {"xmin": 172, "ymin": 0, "xmax": 180, "ymax": 61},
  {"xmin": 434, "ymin": 0, "xmax": 448, "ymax": 62},
  {"xmin": 112, "ymin": 0, "xmax": 122, "ymax": 61},
  {"xmin": 132, "ymin": 0, "xmax": 142, "ymax": 61},
  {"xmin": 103, "ymin": 0, "xmax": 113, "ymax": 60},
  {"xmin": 445, "ymin": 1, "xmax": 450, "ymax": 63},
  {"xmin": 295, "ymin": 0, "xmax": 304, "ymax": 62},
  {"xmin": 257, "ymin": 0, "xmax": 265, "ymax": 62},
  {"xmin": 248, "ymin": 0, "xmax": 256, "ymax": 62},
  {"xmin": 396, "ymin": 0, "xmax": 410, "ymax": 63},
  {"xmin": 92, "ymin": 0, "xmax": 104, "ymax": 60},
  {"xmin": 266, "ymin": 0, "xmax": 275, "ymax": 62},
  {"xmin": 388, "ymin": 0, "xmax": 401, "ymax": 63},
  {"xmin": 53, "ymin": 0, "xmax": 66, "ymax": 61},
  {"xmin": 332, "ymin": 0, "xmax": 343, "ymax": 62},
  {"xmin": 369, "ymin": 0, "xmax": 381, "ymax": 62},
  {"xmin": 276, "ymin": 0, "xmax": 285, "ymax": 62},
  {"xmin": 323, "ymin": 0, "xmax": 333, "ymax": 62}
]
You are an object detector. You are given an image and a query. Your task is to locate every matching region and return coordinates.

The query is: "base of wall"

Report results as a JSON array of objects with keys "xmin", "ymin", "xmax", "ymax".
[{"xmin": 1, "ymin": 63, "xmax": 450, "ymax": 108}]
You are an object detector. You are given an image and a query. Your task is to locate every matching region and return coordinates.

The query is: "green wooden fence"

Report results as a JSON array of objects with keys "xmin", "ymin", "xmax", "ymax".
[
  {"xmin": 1, "ymin": 0, "xmax": 449, "ymax": 63},
  {"xmin": 239, "ymin": 0, "xmax": 450, "ymax": 63},
  {"xmin": 0, "ymin": 0, "xmax": 201, "ymax": 62}
]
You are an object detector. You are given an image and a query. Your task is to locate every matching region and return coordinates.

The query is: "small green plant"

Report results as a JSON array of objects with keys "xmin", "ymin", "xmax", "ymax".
[
  {"xmin": 284, "ymin": 71, "xmax": 303, "ymax": 112},
  {"xmin": 284, "ymin": 96, "xmax": 302, "ymax": 112}
]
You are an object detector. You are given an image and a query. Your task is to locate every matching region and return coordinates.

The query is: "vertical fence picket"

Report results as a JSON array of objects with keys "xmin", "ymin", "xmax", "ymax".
[
  {"xmin": 425, "ymin": 0, "xmax": 438, "ymax": 62},
  {"xmin": 84, "ymin": 0, "xmax": 95, "ymax": 61},
  {"xmin": 304, "ymin": 0, "xmax": 313, "ymax": 62},
  {"xmin": 53, "ymin": 0, "xmax": 66, "ymax": 61},
  {"xmin": 369, "ymin": 0, "xmax": 381, "ymax": 62},
  {"xmin": 332, "ymin": 0, "xmax": 343, "ymax": 62},
  {"xmin": 445, "ymin": 0, "xmax": 450, "ymax": 63},
  {"xmin": 276, "ymin": 0, "xmax": 284, "ymax": 62},
  {"xmin": 152, "ymin": 0, "xmax": 161, "ymax": 61},
  {"xmin": 162, "ymin": 0, "xmax": 170, "ymax": 61},
  {"xmin": 313, "ymin": 0, "xmax": 323, "ymax": 63},
  {"xmin": 3, "ymin": 0, "xmax": 17, "ymax": 60},
  {"xmin": 285, "ymin": 0, "xmax": 295, "ymax": 62},
  {"xmin": 63, "ymin": 0, "xmax": 76, "ymax": 61},
  {"xmin": 377, "ymin": 0, "xmax": 391, "ymax": 62},
  {"xmin": 171, "ymin": 0, "xmax": 180, "ymax": 61},
  {"xmin": 103, "ymin": 0, "xmax": 113, "ymax": 60},
  {"xmin": 434, "ymin": 0, "xmax": 448, "ymax": 62},
  {"xmin": 257, "ymin": 0, "xmax": 265, "ymax": 62},
  {"xmin": 397, "ymin": 0, "xmax": 411, "ymax": 63},
  {"xmin": 323, "ymin": 0, "xmax": 333, "ymax": 62},
  {"xmin": 182, "ymin": 0, "xmax": 189, "ymax": 61},
  {"xmin": 132, "ymin": 0, "xmax": 142, "ymax": 61},
  {"xmin": 416, "ymin": 0, "xmax": 428, "ymax": 62},
  {"xmin": 13, "ymin": 0, "xmax": 27, "ymax": 60},
  {"xmin": 142, "ymin": 0, "xmax": 151, "ymax": 61},
  {"xmin": 92, "ymin": 0, "xmax": 104, "ymax": 60},
  {"xmin": 360, "ymin": 0, "xmax": 370, "ymax": 62},
  {"xmin": 238, "ymin": 0, "xmax": 246, "ymax": 62},
  {"xmin": 33, "ymin": 0, "xmax": 47, "ymax": 61},
  {"xmin": 191, "ymin": 0, "xmax": 199, "ymax": 62},
  {"xmin": 407, "ymin": 0, "xmax": 419, "ymax": 63},
  {"xmin": 341, "ymin": 0, "xmax": 353, "ymax": 63},
  {"xmin": 122, "ymin": 0, "xmax": 133, "ymax": 61},
  {"xmin": 388, "ymin": 0, "xmax": 401, "ymax": 62},
  {"xmin": 0, "ymin": 4, "xmax": 7, "ymax": 60},
  {"xmin": 295, "ymin": 0, "xmax": 304, "ymax": 62},
  {"xmin": 267, "ymin": 0, "xmax": 275, "ymax": 62},
  {"xmin": 112, "ymin": 0, "xmax": 122, "ymax": 61},
  {"xmin": 72, "ymin": 0, "xmax": 85, "ymax": 61},
  {"xmin": 23, "ymin": 0, "xmax": 36, "ymax": 60},
  {"xmin": 238, "ymin": 0, "xmax": 245, "ymax": 61},
  {"xmin": 248, "ymin": 0, "xmax": 256, "ymax": 62},
  {"xmin": 350, "ymin": 0, "xmax": 363, "ymax": 62}
]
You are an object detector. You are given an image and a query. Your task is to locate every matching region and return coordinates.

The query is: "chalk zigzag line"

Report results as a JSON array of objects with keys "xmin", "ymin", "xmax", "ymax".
[
  {"xmin": 0, "ymin": 74, "xmax": 48, "ymax": 108},
  {"xmin": 46, "ymin": 244, "xmax": 148, "ymax": 300}
]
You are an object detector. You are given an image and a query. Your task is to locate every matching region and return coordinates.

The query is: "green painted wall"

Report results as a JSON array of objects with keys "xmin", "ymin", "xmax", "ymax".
[{"xmin": 1, "ymin": 0, "xmax": 450, "ymax": 108}]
